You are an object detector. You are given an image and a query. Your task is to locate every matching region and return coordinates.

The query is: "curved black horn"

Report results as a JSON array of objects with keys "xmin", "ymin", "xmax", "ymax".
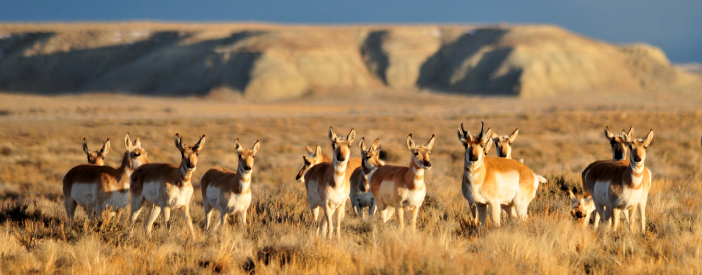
[{"xmin": 479, "ymin": 121, "xmax": 485, "ymax": 139}]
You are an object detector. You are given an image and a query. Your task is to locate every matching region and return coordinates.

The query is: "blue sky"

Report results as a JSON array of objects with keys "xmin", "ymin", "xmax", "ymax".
[{"xmin": 2, "ymin": 0, "xmax": 700, "ymax": 63}]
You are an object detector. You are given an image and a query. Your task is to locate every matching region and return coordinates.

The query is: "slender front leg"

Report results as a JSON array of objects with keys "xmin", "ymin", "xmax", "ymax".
[
  {"xmin": 409, "ymin": 207, "xmax": 419, "ymax": 232},
  {"xmin": 145, "ymin": 205, "xmax": 161, "ymax": 237},
  {"xmin": 241, "ymin": 209, "xmax": 247, "ymax": 225},
  {"xmin": 593, "ymin": 203, "xmax": 606, "ymax": 229},
  {"xmin": 477, "ymin": 204, "xmax": 488, "ymax": 227},
  {"xmin": 335, "ymin": 201, "xmax": 344, "ymax": 240},
  {"xmin": 397, "ymin": 204, "xmax": 405, "ymax": 232},
  {"xmin": 311, "ymin": 206, "xmax": 321, "ymax": 235},
  {"xmin": 626, "ymin": 207, "xmax": 636, "ymax": 232},
  {"xmin": 489, "ymin": 202, "xmax": 502, "ymax": 227},
  {"xmin": 203, "ymin": 202, "xmax": 213, "ymax": 231},
  {"xmin": 611, "ymin": 208, "xmax": 621, "ymax": 231},
  {"xmin": 182, "ymin": 205, "xmax": 196, "ymax": 241},
  {"xmin": 369, "ymin": 200, "xmax": 376, "ymax": 218},
  {"xmin": 324, "ymin": 203, "xmax": 334, "ymax": 239},
  {"xmin": 217, "ymin": 212, "xmax": 228, "ymax": 232},
  {"xmin": 639, "ymin": 203, "xmax": 646, "ymax": 233},
  {"xmin": 162, "ymin": 207, "xmax": 171, "ymax": 231}
]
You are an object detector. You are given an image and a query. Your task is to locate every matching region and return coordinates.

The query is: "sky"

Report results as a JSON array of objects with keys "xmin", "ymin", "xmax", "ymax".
[{"xmin": 1, "ymin": 0, "xmax": 700, "ymax": 63}]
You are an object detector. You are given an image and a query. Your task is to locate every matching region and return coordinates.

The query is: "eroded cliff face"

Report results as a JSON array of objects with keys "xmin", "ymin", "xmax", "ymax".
[{"xmin": 1, "ymin": 22, "xmax": 699, "ymax": 101}]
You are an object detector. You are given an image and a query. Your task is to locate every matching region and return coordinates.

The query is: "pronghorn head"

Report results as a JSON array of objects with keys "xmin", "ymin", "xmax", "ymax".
[
  {"xmin": 568, "ymin": 190, "xmax": 595, "ymax": 220},
  {"xmin": 328, "ymin": 127, "xmax": 356, "ymax": 164},
  {"xmin": 624, "ymin": 129, "xmax": 653, "ymax": 166},
  {"xmin": 359, "ymin": 137, "xmax": 383, "ymax": 191},
  {"xmin": 234, "ymin": 138, "xmax": 260, "ymax": 175},
  {"xmin": 407, "ymin": 134, "xmax": 435, "ymax": 170},
  {"xmin": 174, "ymin": 133, "xmax": 206, "ymax": 172},
  {"xmin": 457, "ymin": 121, "xmax": 493, "ymax": 164},
  {"xmin": 296, "ymin": 145, "xmax": 325, "ymax": 183},
  {"xmin": 124, "ymin": 134, "xmax": 149, "ymax": 169},
  {"xmin": 490, "ymin": 128, "xmax": 518, "ymax": 159},
  {"xmin": 83, "ymin": 138, "xmax": 110, "ymax": 165},
  {"xmin": 605, "ymin": 126, "xmax": 634, "ymax": 161}
]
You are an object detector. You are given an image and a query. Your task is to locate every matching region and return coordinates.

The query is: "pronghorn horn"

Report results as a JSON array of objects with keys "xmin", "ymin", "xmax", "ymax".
[{"xmin": 478, "ymin": 121, "xmax": 485, "ymax": 139}]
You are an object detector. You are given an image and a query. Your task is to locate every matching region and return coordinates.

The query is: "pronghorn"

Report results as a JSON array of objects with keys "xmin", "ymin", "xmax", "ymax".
[
  {"xmin": 575, "ymin": 126, "xmax": 635, "ymax": 227},
  {"xmin": 490, "ymin": 128, "xmax": 518, "ymax": 159},
  {"xmin": 295, "ymin": 145, "xmax": 330, "ymax": 183},
  {"xmin": 586, "ymin": 130, "xmax": 653, "ymax": 232},
  {"xmin": 605, "ymin": 126, "xmax": 634, "ymax": 161},
  {"xmin": 457, "ymin": 122, "xmax": 546, "ymax": 227},
  {"xmin": 83, "ymin": 138, "xmax": 110, "ymax": 165},
  {"xmin": 63, "ymin": 134, "xmax": 149, "ymax": 222},
  {"xmin": 201, "ymin": 139, "xmax": 260, "ymax": 232},
  {"xmin": 304, "ymin": 127, "xmax": 361, "ymax": 239},
  {"xmin": 129, "ymin": 134, "xmax": 205, "ymax": 240},
  {"xmin": 349, "ymin": 137, "xmax": 382, "ymax": 219},
  {"xmin": 370, "ymin": 134, "xmax": 434, "ymax": 232},
  {"xmin": 568, "ymin": 190, "xmax": 596, "ymax": 228}
]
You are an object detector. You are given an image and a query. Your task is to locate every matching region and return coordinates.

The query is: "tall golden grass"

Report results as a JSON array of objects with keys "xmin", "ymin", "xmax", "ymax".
[{"xmin": 1, "ymin": 93, "xmax": 702, "ymax": 274}]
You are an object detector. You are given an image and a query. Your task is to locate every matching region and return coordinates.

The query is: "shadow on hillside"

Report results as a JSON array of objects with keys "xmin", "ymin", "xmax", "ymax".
[
  {"xmin": 416, "ymin": 28, "xmax": 522, "ymax": 96},
  {"xmin": 0, "ymin": 30, "xmax": 264, "ymax": 96},
  {"xmin": 361, "ymin": 30, "xmax": 390, "ymax": 84}
]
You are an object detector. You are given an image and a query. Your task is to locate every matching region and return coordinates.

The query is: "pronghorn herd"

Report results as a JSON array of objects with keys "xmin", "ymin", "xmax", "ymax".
[{"xmin": 64, "ymin": 122, "xmax": 659, "ymax": 240}]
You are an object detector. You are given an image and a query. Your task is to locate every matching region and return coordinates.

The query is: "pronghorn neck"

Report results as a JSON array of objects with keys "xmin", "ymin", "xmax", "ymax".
[
  {"xmin": 330, "ymin": 156, "xmax": 349, "ymax": 188},
  {"xmin": 627, "ymin": 160, "xmax": 645, "ymax": 188},
  {"xmin": 464, "ymin": 157, "xmax": 484, "ymax": 173},
  {"xmin": 119, "ymin": 151, "xmax": 135, "ymax": 177},
  {"xmin": 406, "ymin": 159, "xmax": 425, "ymax": 190},
  {"xmin": 180, "ymin": 163, "xmax": 193, "ymax": 184},
  {"xmin": 238, "ymin": 164, "xmax": 252, "ymax": 191},
  {"xmin": 464, "ymin": 157, "xmax": 485, "ymax": 185}
]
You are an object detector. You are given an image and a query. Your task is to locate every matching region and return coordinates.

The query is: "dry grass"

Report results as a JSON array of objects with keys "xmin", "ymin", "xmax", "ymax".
[{"xmin": 2, "ymin": 92, "xmax": 702, "ymax": 274}]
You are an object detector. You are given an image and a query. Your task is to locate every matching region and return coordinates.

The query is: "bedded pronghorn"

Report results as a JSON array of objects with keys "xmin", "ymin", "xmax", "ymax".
[
  {"xmin": 349, "ymin": 137, "xmax": 382, "ymax": 219},
  {"xmin": 585, "ymin": 130, "xmax": 653, "ymax": 232},
  {"xmin": 201, "ymin": 139, "xmax": 260, "ymax": 232},
  {"xmin": 568, "ymin": 190, "xmax": 596, "ymax": 228},
  {"xmin": 457, "ymin": 122, "xmax": 546, "ymax": 227},
  {"xmin": 370, "ymin": 134, "xmax": 434, "ymax": 232},
  {"xmin": 490, "ymin": 128, "xmax": 518, "ymax": 159},
  {"xmin": 304, "ymin": 127, "xmax": 361, "ymax": 239},
  {"xmin": 295, "ymin": 145, "xmax": 331, "ymax": 183},
  {"xmin": 575, "ymin": 126, "xmax": 635, "ymax": 228},
  {"xmin": 83, "ymin": 138, "xmax": 110, "ymax": 165},
  {"xmin": 63, "ymin": 134, "xmax": 149, "ymax": 223},
  {"xmin": 129, "ymin": 134, "xmax": 205, "ymax": 240}
]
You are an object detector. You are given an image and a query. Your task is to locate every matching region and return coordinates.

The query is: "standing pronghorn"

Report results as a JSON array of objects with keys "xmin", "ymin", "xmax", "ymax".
[
  {"xmin": 304, "ymin": 127, "xmax": 360, "ymax": 239},
  {"xmin": 370, "ymin": 134, "xmax": 434, "ymax": 232},
  {"xmin": 586, "ymin": 130, "xmax": 653, "ymax": 232},
  {"xmin": 83, "ymin": 138, "xmax": 110, "ymax": 166},
  {"xmin": 457, "ymin": 122, "xmax": 545, "ymax": 227},
  {"xmin": 575, "ymin": 126, "xmax": 635, "ymax": 228},
  {"xmin": 129, "ymin": 134, "xmax": 205, "ymax": 240},
  {"xmin": 490, "ymin": 128, "xmax": 518, "ymax": 159},
  {"xmin": 201, "ymin": 139, "xmax": 260, "ymax": 232},
  {"xmin": 349, "ymin": 138, "xmax": 382, "ymax": 219},
  {"xmin": 63, "ymin": 134, "xmax": 149, "ymax": 222},
  {"xmin": 295, "ymin": 146, "xmax": 331, "ymax": 183}
]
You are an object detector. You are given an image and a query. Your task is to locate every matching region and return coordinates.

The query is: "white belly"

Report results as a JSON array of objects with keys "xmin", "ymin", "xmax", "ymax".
[
  {"xmin": 71, "ymin": 183, "xmax": 97, "ymax": 207},
  {"xmin": 616, "ymin": 187, "xmax": 644, "ymax": 210},
  {"xmin": 377, "ymin": 180, "xmax": 396, "ymax": 206},
  {"xmin": 593, "ymin": 180, "xmax": 611, "ymax": 207},
  {"xmin": 324, "ymin": 184, "xmax": 347, "ymax": 208},
  {"xmin": 102, "ymin": 191, "xmax": 130, "ymax": 210},
  {"xmin": 399, "ymin": 189, "xmax": 426, "ymax": 210},
  {"xmin": 166, "ymin": 185, "xmax": 193, "ymax": 208},
  {"xmin": 306, "ymin": 179, "xmax": 324, "ymax": 208},
  {"xmin": 206, "ymin": 186, "xmax": 252, "ymax": 214}
]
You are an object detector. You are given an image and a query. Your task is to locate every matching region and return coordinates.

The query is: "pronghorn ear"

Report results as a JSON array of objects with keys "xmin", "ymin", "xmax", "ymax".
[
  {"xmin": 621, "ymin": 130, "xmax": 631, "ymax": 143},
  {"xmin": 347, "ymin": 128, "xmax": 356, "ymax": 144},
  {"xmin": 604, "ymin": 126, "xmax": 614, "ymax": 140},
  {"xmin": 303, "ymin": 156, "xmax": 313, "ymax": 165},
  {"xmin": 174, "ymin": 134, "xmax": 183, "ymax": 151},
  {"xmin": 328, "ymin": 127, "xmax": 337, "ymax": 142},
  {"xmin": 134, "ymin": 137, "xmax": 142, "ymax": 149},
  {"xmin": 568, "ymin": 190, "xmax": 577, "ymax": 206},
  {"xmin": 371, "ymin": 138, "xmax": 380, "ymax": 151},
  {"xmin": 305, "ymin": 146, "xmax": 314, "ymax": 156},
  {"xmin": 234, "ymin": 138, "xmax": 243, "ymax": 154},
  {"xmin": 83, "ymin": 138, "xmax": 90, "ymax": 154},
  {"xmin": 193, "ymin": 135, "xmax": 206, "ymax": 153},
  {"xmin": 424, "ymin": 134, "xmax": 435, "ymax": 150},
  {"xmin": 315, "ymin": 145, "xmax": 322, "ymax": 157},
  {"xmin": 643, "ymin": 130, "xmax": 653, "ymax": 148},
  {"xmin": 627, "ymin": 127, "xmax": 634, "ymax": 139},
  {"xmin": 125, "ymin": 134, "xmax": 133, "ymax": 150},
  {"xmin": 484, "ymin": 136, "xmax": 493, "ymax": 154},
  {"xmin": 359, "ymin": 137, "xmax": 366, "ymax": 151},
  {"xmin": 406, "ymin": 134, "xmax": 416, "ymax": 150},
  {"xmin": 251, "ymin": 140, "xmax": 261, "ymax": 155},
  {"xmin": 101, "ymin": 139, "xmax": 110, "ymax": 155},
  {"xmin": 508, "ymin": 128, "xmax": 519, "ymax": 143},
  {"xmin": 481, "ymin": 128, "xmax": 493, "ymax": 145},
  {"xmin": 491, "ymin": 132, "xmax": 498, "ymax": 139}
]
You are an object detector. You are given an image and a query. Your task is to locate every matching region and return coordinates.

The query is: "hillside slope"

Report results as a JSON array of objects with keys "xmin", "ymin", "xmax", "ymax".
[{"xmin": 1, "ymin": 22, "xmax": 699, "ymax": 100}]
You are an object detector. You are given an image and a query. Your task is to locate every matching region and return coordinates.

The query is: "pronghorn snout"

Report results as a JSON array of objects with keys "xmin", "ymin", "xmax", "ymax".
[
  {"xmin": 634, "ymin": 156, "xmax": 642, "ymax": 163},
  {"xmin": 613, "ymin": 149, "xmax": 625, "ymax": 161},
  {"xmin": 244, "ymin": 165, "xmax": 252, "ymax": 172},
  {"xmin": 571, "ymin": 209, "xmax": 585, "ymax": 219},
  {"xmin": 424, "ymin": 161, "xmax": 432, "ymax": 170},
  {"xmin": 469, "ymin": 154, "xmax": 480, "ymax": 162}
]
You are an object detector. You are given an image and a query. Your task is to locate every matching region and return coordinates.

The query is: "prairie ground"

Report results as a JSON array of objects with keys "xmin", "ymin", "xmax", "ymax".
[{"xmin": 1, "ymin": 91, "xmax": 702, "ymax": 274}]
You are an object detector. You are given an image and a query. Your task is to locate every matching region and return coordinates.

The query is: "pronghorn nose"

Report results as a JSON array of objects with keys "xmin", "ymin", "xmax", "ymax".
[
  {"xmin": 469, "ymin": 155, "xmax": 479, "ymax": 162},
  {"xmin": 245, "ymin": 166, "xmax": 252, "ymax": 171},
  {"xmin": 634, "ymin": 156, "xmax": 642, "ymax": 162},
  {"xmin": 337, "ymin": 155, "xmax": 346, "ymax": 162}
]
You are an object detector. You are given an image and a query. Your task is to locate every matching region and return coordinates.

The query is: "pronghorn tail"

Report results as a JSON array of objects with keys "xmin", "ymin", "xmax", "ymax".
[{"xmin": 534, "ymin": 174, "xmax": 547, "ymax": 197}]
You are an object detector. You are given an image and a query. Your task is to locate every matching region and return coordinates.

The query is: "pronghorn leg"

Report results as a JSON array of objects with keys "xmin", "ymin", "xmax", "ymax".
[
  {"xmin": 397, "ymin": 205, "xmax": 405, "ymax": 232},
  {"xmin": 593, "ymin": 203, "xmax": 606, "ymax": 229},
  {"xmin": 162, "ymin": 207, "xmax": 171, "ymax": 231},
  {"xmin": 611, "ymin": 208, "xmax": 621, "ymax": 231},
  {"xmin": 409, "ymin": 207, "xmax": 419, "ymax": 232},
  {"xmin": 130, "ymin": 196, "xmax": 146, "ymax": 224},
  {"xmin": 182, "ymin": 205, "xmax": 196, "ymax": 241},
  {"xmin": 217, "ymin": 212, "xmax": 228, "ymax": 232},
  {"xmin": 639, "ymin": 202, "xmax": 646, "ymax": 233},
  {"xmin": 240, "ymin": 209, "xmax": 247, "ymax": 225},
  {"xmin": 627, "ymin": 207, "xmax": 636, "ymax": 232},
  {"xmin": 335, "ymin": 202, "xmax": 344, "ymax": 240},
  {"xmin": 489, "ymin": 202, "xmax": 501, "ymax": 227},
  {"xmin": 324, "ymin": 203, "xmax": 334, "ymax": 239},
  {"xmin": 369, "ymin": 200, "xmax": 376, "ymax": 219},
  {"xmin": 64, "ymin": 198, "xmax": 77, "ymax": 224},
  {"xmin": 377, "ymin": 201, "xmax": 388, "ymax": 223},
  {"xmin": 352, "ymin": 201, "xmax": 360, "ymax": 216},
  {"xmin": 476, "ymin": 204, "xmax": 488, "ymax": 227},
  {"xmin": 145, "ymin": 205, "xmax": 161, "ymax": 237},
  {"xmin": 503, "ymin": 204, "xmax": 517, "ymax": 220},
  {"xmin": 470, "ymin": 204, "xmax": 478, "ymax": 222},
  {"xmin": 203, "ymin": 202, "xmax": 213, "ymax": 231},
  {"xmin": 311, "ymin": 206, "xmax": 321, "ymax": 235},
  {"xmin": 386, "ymin": 207, "xmax": 395, "ymax": 221}
]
